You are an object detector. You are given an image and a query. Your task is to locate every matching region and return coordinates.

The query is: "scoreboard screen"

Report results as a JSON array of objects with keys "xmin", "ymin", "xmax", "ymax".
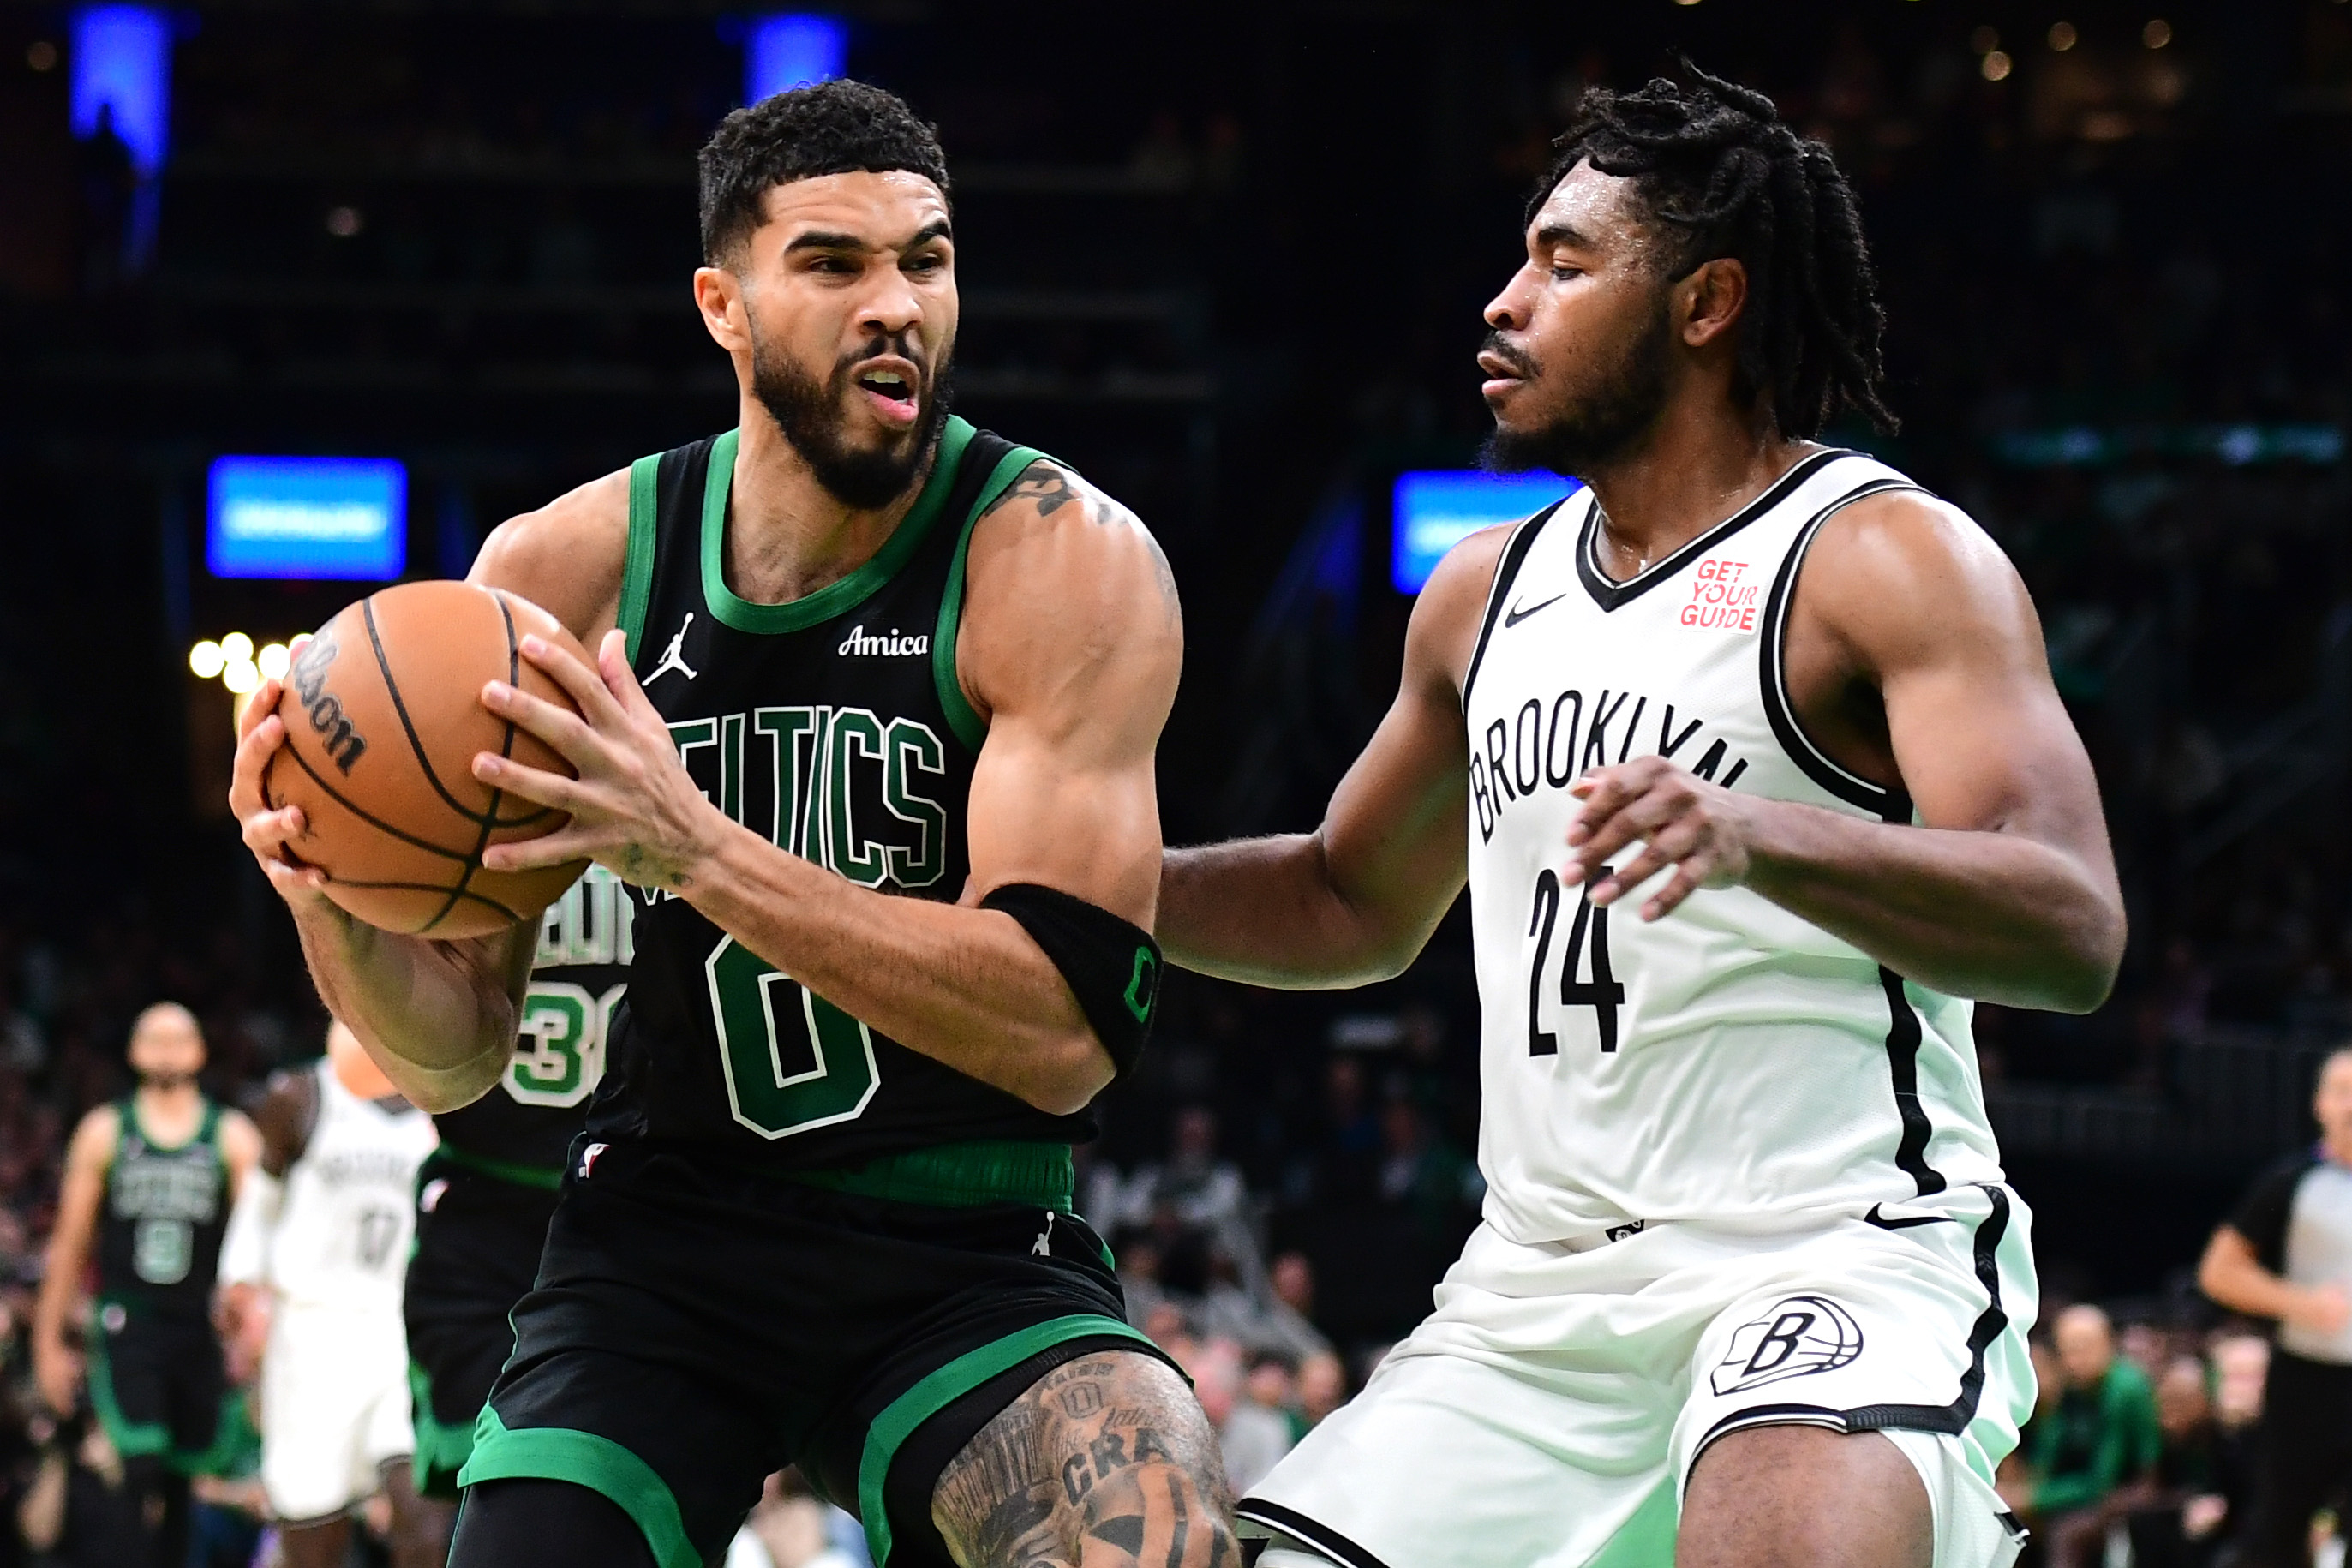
[{"xmin": 206, "ymin": 457, "xmax": 408, "ymax": 581}]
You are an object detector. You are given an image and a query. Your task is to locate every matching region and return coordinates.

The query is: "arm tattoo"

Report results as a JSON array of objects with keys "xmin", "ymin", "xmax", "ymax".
[
  {"xmin": 932, "ymin": 1351, "xmax": 1237, "ymax": 1568},
  {"xmin": 984, "ymin": 463, "xmax": 1137, "ymax": 532},
  {"xmin": 982, "ymin": 462, "xmax": 1180, "ymax": 615}
]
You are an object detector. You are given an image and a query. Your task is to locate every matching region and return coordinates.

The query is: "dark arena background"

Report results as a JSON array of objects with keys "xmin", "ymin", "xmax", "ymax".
[{"xmin": 3, "ymin": 2, "xmax": 2351, "ymax": 1563}]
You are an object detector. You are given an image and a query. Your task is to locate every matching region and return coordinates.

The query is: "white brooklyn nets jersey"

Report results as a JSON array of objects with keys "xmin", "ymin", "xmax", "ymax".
[
  {"xmin": 1463, "ymin": 449, "xmax": 2007, "ymax": 1242},
  {"xmin": 262, "ymin": 1060, "xmax": 437, "ymax": 1312}
]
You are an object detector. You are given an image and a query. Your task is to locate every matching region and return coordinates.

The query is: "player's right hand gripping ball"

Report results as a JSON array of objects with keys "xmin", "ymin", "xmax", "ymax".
[{"xmin": 266, "ymin": 579, "xmax": 592, "ymax": 938}]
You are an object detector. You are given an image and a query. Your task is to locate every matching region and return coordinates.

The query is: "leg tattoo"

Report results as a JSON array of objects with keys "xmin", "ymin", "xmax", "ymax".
[{"xmin": 933, "ymin": 1352, "xmax": 1238, "ymax": 1568}]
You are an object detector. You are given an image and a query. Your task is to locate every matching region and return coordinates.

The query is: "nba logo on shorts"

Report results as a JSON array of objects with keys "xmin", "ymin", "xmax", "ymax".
[{"xmin": 1709, "ymin": 1296, "xmax": 1864, "ymax": 1395}]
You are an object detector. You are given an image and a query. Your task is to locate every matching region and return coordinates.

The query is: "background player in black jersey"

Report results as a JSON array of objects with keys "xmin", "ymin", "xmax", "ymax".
[
  {"xmin": 31, "ymin": 1002, "xmax": 262, "ymax": 1568},
  {"xmin": 230, "ymin": 80, "xmax": 1231, "ymax": 1568},
  {"xmin": 403, "ymin": 863, "xmax": 631, "ymax": 1528}
]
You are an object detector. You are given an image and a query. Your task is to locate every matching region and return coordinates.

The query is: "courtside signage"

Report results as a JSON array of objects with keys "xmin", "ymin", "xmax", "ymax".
[
  {"xmin": 206, "ymin": 456, "xmax": 408, "ymax": 580},
  {"xmin": 1392, "ymin": 470, "xmax": 1581, "ymax": 594}
]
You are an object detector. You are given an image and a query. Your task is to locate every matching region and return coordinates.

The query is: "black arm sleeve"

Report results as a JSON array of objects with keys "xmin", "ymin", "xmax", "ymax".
[
  {"xmin": 979, "ymin": 883, "xmax": 1161, "ymax": 1081},
  {"xmin": 2229, "ymin": 1153, "xmax": 2318, "ymax": 1273}
]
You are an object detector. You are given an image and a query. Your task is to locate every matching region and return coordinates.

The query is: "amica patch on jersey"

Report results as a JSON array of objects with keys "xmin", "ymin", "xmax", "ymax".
[{"xmin": 1709, "ymin": 1296, "xmax": 1864, "ymax": 1395}]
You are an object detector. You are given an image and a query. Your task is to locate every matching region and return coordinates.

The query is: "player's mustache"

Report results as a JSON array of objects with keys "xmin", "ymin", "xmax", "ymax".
[
  {"xmin": 1479, "ymin": 331, "xmax": 1540, "ymax": 380},
  {"xmin": 836, "ymin": 334, "xmax": 929, "ymax": 388}
]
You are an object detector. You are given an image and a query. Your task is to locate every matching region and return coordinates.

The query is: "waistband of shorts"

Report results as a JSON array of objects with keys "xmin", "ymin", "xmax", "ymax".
[
  {"xmin": 428, "ymin": 1143, "xmax": 566, "ymax": 1191},
  {"xmin": 784, "ymin": 1140, "xmax": 1076, "ymax": 1212}
]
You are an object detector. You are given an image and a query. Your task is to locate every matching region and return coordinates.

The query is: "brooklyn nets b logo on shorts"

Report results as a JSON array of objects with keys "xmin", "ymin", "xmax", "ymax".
[{"xmin": 1709, "ymin": 1296, "xmax": 1864, "ymax": 1396}]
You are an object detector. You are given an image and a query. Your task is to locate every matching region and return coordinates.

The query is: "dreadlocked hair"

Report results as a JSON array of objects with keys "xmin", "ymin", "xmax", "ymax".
[{"xmin": 1535, "ymin": 62, "xmax": 1898, "ymax": 437}]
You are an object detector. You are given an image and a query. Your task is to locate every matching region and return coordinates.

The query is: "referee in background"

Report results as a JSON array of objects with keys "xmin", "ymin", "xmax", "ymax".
[{"xmin": 2200, "ymin": 1045, "xmax": 2352, "ymax": 1566}]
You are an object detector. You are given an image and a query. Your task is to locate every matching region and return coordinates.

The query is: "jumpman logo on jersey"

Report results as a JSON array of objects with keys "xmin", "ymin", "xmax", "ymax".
[{"xmin": 644, "ymin": 614, "xmax": 698, "ymax": 686}]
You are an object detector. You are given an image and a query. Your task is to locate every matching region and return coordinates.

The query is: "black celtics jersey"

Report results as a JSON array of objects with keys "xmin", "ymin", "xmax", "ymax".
[
  {"xmin": 587, "ymin": 416, "xmax": 1095, "ymax": 1169},
  {"xmin": 434, "ymin": 865, "xmax": 632, "ymax": 1176},
  {"xmin": 98, "ymin": 1098, "xmax": 230, "ymax": 1321}
]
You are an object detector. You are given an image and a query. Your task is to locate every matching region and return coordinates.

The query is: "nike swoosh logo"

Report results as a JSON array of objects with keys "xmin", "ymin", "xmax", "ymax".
[
  {"xmin": 1864, "ymin": 1203, "xmax": 1951, "ymax": 1231},
  {"xmin": 1503, "ymin": 593, "xmax": 1565, "ymax": 628}
]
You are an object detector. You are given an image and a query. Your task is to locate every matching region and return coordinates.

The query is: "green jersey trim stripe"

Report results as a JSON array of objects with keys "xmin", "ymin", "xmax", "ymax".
[
  {"xmin": 83, "ymin": 1320, "xmax": 177, "ymax": 1460},
  {"xmin": 620, "ymin": 452, "xmax": 663, "ymax": 663},
  {"xmin": 782, "ymin": 1137, "xmax": 1075, "ymax": 1212},
  {"xmin": 858, "ymin": 1314, "xmax": 1158, "ymax": 1567},
  {"xmin": 122, "ymin": 1095, "xmax": 221, "ymax": 1157},
  {"xmin": 461, "ymin": 1408, "xmax": 700, "ymax": 1568},
  {"xmin": 428, "ymin": 1142, "xmax": 564, "ymax": 1191},
  {"xmin": 931, "ymin": 442, "xmax": 1047, "ymax": 751},
  {"xmin": 697, "ymin": 418, "xmax": 979, "ymax": 637},
  {"xmin": 408, "ymin": 1360, "xmax": 476, "ymax": 1495}
]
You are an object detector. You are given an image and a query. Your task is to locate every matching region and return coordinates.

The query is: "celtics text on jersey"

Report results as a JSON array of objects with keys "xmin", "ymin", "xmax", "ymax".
[{"xmin": 591, "ymin": 416, "xmax": 1098, "ymax": 1167}]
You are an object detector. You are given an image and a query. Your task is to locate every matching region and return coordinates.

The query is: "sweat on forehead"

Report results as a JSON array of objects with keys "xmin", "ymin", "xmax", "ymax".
[{"xmin": 1529, "ymin": 163, "xmax": 1681, "ymax": 269}]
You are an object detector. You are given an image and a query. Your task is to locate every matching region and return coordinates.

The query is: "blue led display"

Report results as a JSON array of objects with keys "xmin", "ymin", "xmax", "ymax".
[
  {"xmin": 747, "ymin": 15, "xmax": 847, "ymax": 103},
  {"xmin": 207, "ymin": 458, "xmax": 408, "ymax": 581},
  {"xmin": 69, "ymin": 5, "xmax": 171, "ymax": 175},
  {"xmin": 1391, "ymin": 470, "xmax": 1581, "ymax": 594}
]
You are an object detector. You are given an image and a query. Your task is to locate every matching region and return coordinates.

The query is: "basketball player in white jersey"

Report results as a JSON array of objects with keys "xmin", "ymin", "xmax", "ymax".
[
  {"xmin": 1158, "ymin": 68, "xmax": 2124, "ymax": 1568},
  {"xmin": 218, "ymin": 1021, "xmax": 443, "ymax": 1567}
]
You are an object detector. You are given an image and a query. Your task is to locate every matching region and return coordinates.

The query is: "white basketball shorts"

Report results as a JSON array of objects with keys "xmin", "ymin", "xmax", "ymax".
[
  {"xmin": 1239, "ymin": 1182, "xmax": 2038, "ymax": 1568},
  {"xmin": 260, "ymin": 1301, "xmax": 416, "ymax": 1522}
]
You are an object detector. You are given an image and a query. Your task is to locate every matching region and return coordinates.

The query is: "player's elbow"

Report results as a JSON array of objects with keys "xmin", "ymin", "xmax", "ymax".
[
  {"xmin": 1014, "ymin": 1028, "xmax": 1116, "ymax": 1118},
  {"xmin": 2043, "ymin": 896, "xmax": 2127, "ymax": 1015}
]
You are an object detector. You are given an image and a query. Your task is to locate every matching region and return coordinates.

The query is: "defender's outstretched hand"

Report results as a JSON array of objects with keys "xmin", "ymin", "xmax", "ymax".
[
  {"xmin": 471, "ymin": 627, "xmax": 727, "ymax": 891},
  {"xmin": 1563, "ymin": 757, "xmax": 1755, "ymax": 923}
]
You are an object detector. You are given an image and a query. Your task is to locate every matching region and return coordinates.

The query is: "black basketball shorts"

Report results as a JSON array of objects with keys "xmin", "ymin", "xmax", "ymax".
[
  {"xmin": 404, "ymin": 1148, "xmax": 564, "ymax": 1498},
  {"xmin": 460, "ymin": 1138, "xmax": 1168, "ymax": 1568},
  {"xmin": 88, "ymin": 1302, "xmax": 224, "ymax": 1472}
]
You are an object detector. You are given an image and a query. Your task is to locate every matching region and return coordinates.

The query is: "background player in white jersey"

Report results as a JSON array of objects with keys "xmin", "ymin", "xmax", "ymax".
[
  {"xmin": 218, "ymin": 1020, "xmax": 442, "ymax": 1567},
  {"xmin": 1158, "ymin": 66, "xmax": 2126, "ymax": 1568}
]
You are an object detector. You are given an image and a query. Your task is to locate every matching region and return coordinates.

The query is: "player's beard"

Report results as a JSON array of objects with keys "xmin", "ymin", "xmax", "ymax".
[
  {"xmin": 140, "ymin": 1069, "xmax": 197, "ymax": 1091},
  {"xmin": 1481, "ymin": 292, "xmax": 1676, "ymax": 477},
  {"xmin": 751, "ymin": 327, "xmax": 954, "ymax": 511}
]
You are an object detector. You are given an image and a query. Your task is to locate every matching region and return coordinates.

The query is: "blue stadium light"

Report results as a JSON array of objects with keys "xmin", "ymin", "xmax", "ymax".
[
  {"xmin": 69, "ymin": 5, "xmax": 171, "ymax": 175},
  {"xmin": 746, "ymin": 15, "xmax": 846, "ymax": 103},
  {"xmin": 207, "ymin": 458, "xmax": 408, "ymax": 581},
  {"xmin": 1391, "ymin": 470, "xmax": 1582, "ymax": 594}
]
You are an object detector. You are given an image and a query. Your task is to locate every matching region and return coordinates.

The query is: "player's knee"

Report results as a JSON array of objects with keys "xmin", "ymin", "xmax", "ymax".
[{"xmin": 1681, "ymin": 1427, "xmax": 1930, "ymax": 1568}]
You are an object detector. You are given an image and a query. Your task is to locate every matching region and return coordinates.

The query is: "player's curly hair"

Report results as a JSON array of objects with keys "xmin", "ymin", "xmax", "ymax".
[
  {"xmin": 1535, "ymin": 62, "xmax": 1897, "ymax": 438},
  {"xmin": 699, "ymin": 78, "xmax": 951, "ymax": 265}
]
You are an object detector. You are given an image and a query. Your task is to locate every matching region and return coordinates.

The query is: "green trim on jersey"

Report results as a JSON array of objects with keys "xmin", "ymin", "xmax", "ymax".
[
  {"xmin": 121, "ymin": 1094, "xmax": 221, "ymax": 1156},
  {"xmin": 784, "ymin": 1138, "xmax": 1075, "ymax": 1212},
  {"xmin": 184, "ymin": 1389, "xmax": 262, "ymax": 1481},
  {"xmin": 930, "ymin": 441, "xmax": 1046, "ymax": 751},
  {"xmin": 462, "ymin": 1408, "xmax": 700, "ymax": 1568},
  {"xmin": 430, "ymin": 1142, "xmax": 565, "ymax": 1191},
  {"xmin": 700, "ymin": 419, "xmax": 979, "ymax": 637},
  {"xmin": 84, "ymin": 1319, "xmax": 175, "ymax": 1461},
  {"xmin": 410, "ymin": 1360, "xmax": 478, "ymax": 1496},
  {"xmin": 857, "ymin": 1313, "xmax": 1158, "ymax": 1567},
  {"xmin": 620, "ymin": 453, "xmax": 664, "ymax": 662}
]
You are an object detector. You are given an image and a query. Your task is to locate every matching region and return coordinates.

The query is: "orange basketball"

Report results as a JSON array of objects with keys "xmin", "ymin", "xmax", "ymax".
[{"xmin": 263, "ymin": 579, "xmax": 593, "ymax": 939}]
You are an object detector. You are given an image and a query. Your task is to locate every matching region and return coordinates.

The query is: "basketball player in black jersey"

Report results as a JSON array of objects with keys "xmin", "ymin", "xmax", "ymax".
[
  {"xmin": 230, "ymin": 81, "xmax": 1232, "ymax": 1568},
  {"xmin": 403, "ymin": 862, "xmax": 631, "ymax": 1520},
  {"xmin": 33, "ymin": 1002, "xmax": 263, "ymax": 1568}
]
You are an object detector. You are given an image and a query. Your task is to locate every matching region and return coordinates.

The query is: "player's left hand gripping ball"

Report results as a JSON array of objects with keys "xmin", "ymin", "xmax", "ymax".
[{"xmin": 472, "ymin": 629, "xmax": 727, "ymax": 893}]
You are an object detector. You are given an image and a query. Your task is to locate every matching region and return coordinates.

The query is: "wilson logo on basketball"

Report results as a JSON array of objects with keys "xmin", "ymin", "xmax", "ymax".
[{"xmin": 288, "ymin": 636, "xmax": 369, "ymax": 775}]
